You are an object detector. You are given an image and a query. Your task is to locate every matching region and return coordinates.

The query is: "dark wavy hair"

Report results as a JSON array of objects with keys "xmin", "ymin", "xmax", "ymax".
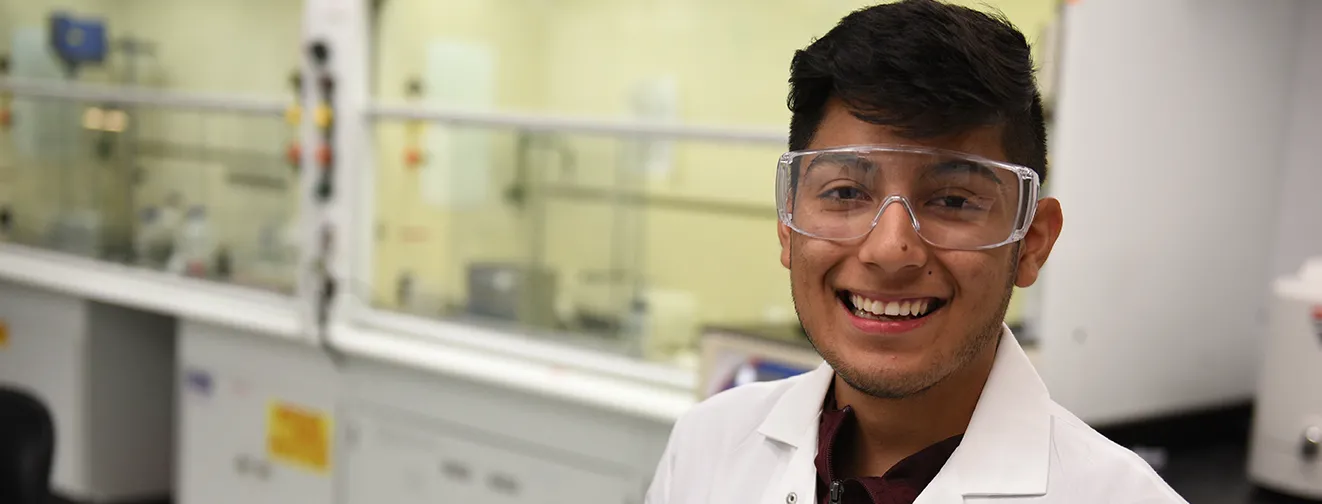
[{"xmin": 788, "ymin": 0, "xmax": 1048, "ymax": 181}]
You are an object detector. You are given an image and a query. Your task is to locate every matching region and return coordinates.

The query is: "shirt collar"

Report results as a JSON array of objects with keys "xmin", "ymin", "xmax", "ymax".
[{"xmin": 756, "ymin": 324, "xmax": 1052, "ymax": 497}]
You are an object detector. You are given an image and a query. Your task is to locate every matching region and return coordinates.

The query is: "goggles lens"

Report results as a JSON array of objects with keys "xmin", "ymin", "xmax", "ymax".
[{"xmin": 776, "ymin": 146, "xmax": 1040, "ymax": 250}]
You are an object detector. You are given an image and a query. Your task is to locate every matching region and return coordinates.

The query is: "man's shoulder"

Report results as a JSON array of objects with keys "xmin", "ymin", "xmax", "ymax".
[{"xmin": 1044, "ymin": 402, "xmax": 1189, "ymax": 503}]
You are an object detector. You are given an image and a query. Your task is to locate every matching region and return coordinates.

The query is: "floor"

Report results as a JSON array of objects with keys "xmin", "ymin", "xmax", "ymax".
[
  {"xmin": 1160, "ymin": 437, "xmax": 1318, "ymax": 504},
  {"xmin": 1099, "ymin": 403, "xmax": 1320, "ymax": 504}
]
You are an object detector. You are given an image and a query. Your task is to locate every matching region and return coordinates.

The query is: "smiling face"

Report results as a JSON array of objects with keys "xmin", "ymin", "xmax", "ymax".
[{"xmin": 779, "ymin": 100, "xmax": 1062, "ymax": 399}]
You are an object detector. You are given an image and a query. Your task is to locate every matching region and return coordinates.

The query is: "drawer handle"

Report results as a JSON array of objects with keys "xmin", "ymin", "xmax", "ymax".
[
  {"xmin": 440, "ymin": 461, "xmax": 472, "ymax": 482},
  {"xmin": 488, "ymin": 473, "xmax": 520, "ymax": 495},
  {"xmin": 233, "ymin": 455, "xmax": 252, "ymax": 475},
  {"xmin": 253, "ymin": 459, "xmax": 272, "ymax": 481}
]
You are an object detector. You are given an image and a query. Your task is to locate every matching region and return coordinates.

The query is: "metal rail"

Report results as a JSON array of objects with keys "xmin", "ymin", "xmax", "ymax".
[
  {"xmin": 538, "ymin": 184, "xmax": 776, "ymax": 220},
  {"xmin": 0, "ymin": 77, "xmax": 288, "ymax": 116},
  {"xmin": 369, "ymin": 102, "xmax": 788, "ymax": 145}
]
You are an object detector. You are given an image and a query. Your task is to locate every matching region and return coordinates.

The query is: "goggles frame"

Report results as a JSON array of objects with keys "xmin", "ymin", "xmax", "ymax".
[{"xmin": 775, "ymin": 144, "xmax": 1042, "ymax": 251}]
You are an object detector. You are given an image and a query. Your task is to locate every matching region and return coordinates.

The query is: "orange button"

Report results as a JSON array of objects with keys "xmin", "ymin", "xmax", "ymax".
[
  {"xmin": 404, "ymin": 147, "xmax": 424, "ymax": 168},
  {"xmin": 286, "ymin": 143, "xmax": 302, "ymax": 166}
]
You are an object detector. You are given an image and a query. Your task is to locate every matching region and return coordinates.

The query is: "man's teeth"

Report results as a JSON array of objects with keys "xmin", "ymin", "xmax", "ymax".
[{"xmin": 849, "ymin": 294, "xmax": 933, "ymax": 318}]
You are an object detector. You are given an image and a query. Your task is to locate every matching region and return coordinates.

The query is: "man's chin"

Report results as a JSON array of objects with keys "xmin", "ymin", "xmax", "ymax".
[{"xmin": 829, "ymin": 357, "xmax": 941, "ymax": 400}]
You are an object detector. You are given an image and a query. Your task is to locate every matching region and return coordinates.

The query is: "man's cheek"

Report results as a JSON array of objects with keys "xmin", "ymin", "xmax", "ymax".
[{"xmin": 946, "ymin": 252, "xmax": 1006, "ymax": 285}]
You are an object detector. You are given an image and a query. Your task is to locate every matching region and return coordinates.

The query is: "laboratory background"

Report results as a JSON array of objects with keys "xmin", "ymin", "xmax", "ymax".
[{"xmin": 0, "ymin": 0, "xmax": 1319, "ymax": 503}]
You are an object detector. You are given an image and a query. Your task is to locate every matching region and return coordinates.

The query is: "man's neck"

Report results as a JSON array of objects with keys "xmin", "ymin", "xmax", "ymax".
[{"xmin": 831, "ymin": 342, "xmax": 998, "ymax": 479}]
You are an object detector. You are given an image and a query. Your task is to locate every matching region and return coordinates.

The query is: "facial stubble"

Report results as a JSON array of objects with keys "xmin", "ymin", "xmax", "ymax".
[{"xmin": 791, "ymin": 241, "xmax": 1019, "ymax": 400}]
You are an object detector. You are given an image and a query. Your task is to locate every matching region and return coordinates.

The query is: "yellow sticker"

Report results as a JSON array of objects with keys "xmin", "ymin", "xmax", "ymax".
[
  {"xmin": 266, "ymin": 401, "xmax": 332, "ymax": 473},
  {"xmin": 0, "ymin": 320, "xmax": 8, "ymax": 348}
]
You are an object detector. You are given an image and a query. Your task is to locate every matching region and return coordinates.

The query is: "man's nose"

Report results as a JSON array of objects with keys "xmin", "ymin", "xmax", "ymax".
[{"xmin": 856, "ymin": 198, "xmax": 928, "ymax": 272}]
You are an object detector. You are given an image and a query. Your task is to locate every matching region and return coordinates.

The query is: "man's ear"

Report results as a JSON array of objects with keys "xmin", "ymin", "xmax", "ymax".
[
  {"xmin": 778, "ymin": 221, "xmax": 793, "ymax": 270},
  {"xmin": 1015, "ymin": 198, "xmax": 1063, "ymax": 288}
]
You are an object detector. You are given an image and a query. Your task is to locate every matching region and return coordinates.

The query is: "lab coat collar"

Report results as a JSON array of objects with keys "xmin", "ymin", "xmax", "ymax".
[{"xmin": 756, "ymin": 324, "xmax": 1051, "ymax": 498}]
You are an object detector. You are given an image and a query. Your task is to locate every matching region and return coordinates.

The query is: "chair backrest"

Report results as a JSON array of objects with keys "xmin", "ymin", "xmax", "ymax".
[{"xmin": 0, "ymin": 385, "xmax": 54, "ymax": 504}]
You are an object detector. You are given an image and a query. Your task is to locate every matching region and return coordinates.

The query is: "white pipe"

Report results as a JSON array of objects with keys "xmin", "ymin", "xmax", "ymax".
[
  {"xmin": 369, "ymin": 102, "xmax": 788, "ymax": 144},
  {"xmin": 0, "ymin": 77, "xmax": 288, "ymax": 116}
]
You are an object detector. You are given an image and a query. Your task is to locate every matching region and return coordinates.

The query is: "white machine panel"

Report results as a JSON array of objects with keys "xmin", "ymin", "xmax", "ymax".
[
  {"xmin": 177, "ymin": 321, "xmax": 338, "ymax": 504},
  {"xmin": 1249, "ymin": 258, "xmax": 1322, "ymax": 498}
]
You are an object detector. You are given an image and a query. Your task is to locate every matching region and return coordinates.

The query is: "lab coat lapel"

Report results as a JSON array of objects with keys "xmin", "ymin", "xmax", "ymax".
[
  {"xmin": 913, "ymin": 467, "xmax": 965, "ymax": 504},
  {"xmin": 752, "ymin": 326, "xmax": 1051, "ymax": 504},
  {"xmin": 756, "ymin": 363, "xmax": 835, "ymax": 504},
  {"xmin": 921, "ymin": 325, "xmax": 1053, "ymax": 501},
  {"xmin": 759, "ymin": 436, "xmax": 820, "ymax": 504}
]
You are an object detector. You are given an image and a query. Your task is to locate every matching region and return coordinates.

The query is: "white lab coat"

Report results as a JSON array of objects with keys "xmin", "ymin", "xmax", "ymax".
[{"xmin": 645, "ymin": 325, "xmax": 1188, "ymax": 504}]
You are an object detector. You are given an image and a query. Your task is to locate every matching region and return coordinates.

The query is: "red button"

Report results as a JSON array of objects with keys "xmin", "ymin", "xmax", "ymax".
[{"xmin": 316, "ymin": 145, "xmax": 333, "ymax": 167}]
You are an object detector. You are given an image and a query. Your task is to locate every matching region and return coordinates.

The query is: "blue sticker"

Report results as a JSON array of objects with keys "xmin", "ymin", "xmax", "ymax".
[{"xmin": 184, "ymin": 369, "xmax": 213, "ymax": 397}]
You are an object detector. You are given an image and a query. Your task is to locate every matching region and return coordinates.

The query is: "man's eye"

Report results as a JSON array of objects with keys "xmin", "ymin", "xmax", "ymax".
[
  {"xmin": 934, "ymin": 195, "xmax": 970, "ymax": 208},
  {"xmin": 930, "ymin": 194, "xmax": 990, "ymax": 211},
  {"xmin": 821, "ymin": 187, "xmax": 867, "ymax": 200}
]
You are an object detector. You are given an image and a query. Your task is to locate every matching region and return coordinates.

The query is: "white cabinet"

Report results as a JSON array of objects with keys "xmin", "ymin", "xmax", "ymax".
[
  {"xmin": 339, "ymin": 354, "xmax": 674, "ymax": 504},
  {"xmin": 342, "ymin": 409, "xmax": 638, "ymax": 504},
  {"xmin": 0, "ymin": 281, "xmax": 174, "ymax": 502},
  {"xmin": 177, "ymin": 321, "xmax": 337, "ymax": 504}
]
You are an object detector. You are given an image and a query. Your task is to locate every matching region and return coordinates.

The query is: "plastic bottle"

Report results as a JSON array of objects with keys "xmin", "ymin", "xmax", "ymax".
[{"xmin": 166, "ymin": 206, "xmax": 216, "ymax": 278}]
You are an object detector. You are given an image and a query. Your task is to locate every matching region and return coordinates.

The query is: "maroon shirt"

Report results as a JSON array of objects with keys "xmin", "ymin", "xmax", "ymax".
[{"xmin": 815, "ymin": 390, "xmax": 963, "ymax": 504}]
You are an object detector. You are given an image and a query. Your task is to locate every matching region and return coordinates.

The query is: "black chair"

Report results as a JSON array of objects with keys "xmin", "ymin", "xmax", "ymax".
[{"xmin": 0, "ymin": 386, "xmax": 54, "ymax": 504}]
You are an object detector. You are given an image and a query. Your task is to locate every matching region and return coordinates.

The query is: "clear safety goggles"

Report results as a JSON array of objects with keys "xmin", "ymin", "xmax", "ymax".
[{"xmin": 776, "ymin": 145, "xmax": 1041, "ymax": 251}]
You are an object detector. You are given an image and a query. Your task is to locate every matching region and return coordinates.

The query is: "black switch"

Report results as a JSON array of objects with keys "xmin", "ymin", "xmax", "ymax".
[
  {"xmin": 316, "ymin": 178, "xmax": 334, "ymax": 201},
  {"xmin": 318, "ymin": 75, "xmax": 335, "ymax": 97},
  {"xmin": 309, "ymin": 41, "xmax": 330, "ymax": 66},
  {"xmin": 0, "ymin": 205, "xmax": 12, "ymax": 232}
]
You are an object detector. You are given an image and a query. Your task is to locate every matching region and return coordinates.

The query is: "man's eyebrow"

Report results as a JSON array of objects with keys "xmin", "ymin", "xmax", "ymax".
[
  {"xmin": 925, "ymin": 159, "xmax": 1004, "ymax": 185},
  {"xmin": 803, "ymin": 152, "xmax": 877, "ymax": 175}
]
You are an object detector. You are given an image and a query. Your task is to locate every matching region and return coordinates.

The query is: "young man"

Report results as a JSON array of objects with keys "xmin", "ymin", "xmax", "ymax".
[{"xmin": 645, "ymin": 2, "xmax": 1187, "ymax": 503}]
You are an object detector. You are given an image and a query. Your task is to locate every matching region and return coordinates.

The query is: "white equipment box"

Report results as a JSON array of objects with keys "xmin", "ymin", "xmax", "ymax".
[
  {"xmin": 699, "ymin": 324, "xmax": 822, "ymax": 400},
  {"xmin": 0, "ymin": 281, "xmax": 174, "ymax": 503},
  {"xmin": 1249, "ymin": 256, "xmax": 1322, "ymax": 498}
]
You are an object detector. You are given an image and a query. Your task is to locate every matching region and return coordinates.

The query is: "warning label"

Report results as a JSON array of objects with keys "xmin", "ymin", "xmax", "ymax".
[{"xmin": 267, "ymin": 401, "xmax": 332, "ymax": 473}]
